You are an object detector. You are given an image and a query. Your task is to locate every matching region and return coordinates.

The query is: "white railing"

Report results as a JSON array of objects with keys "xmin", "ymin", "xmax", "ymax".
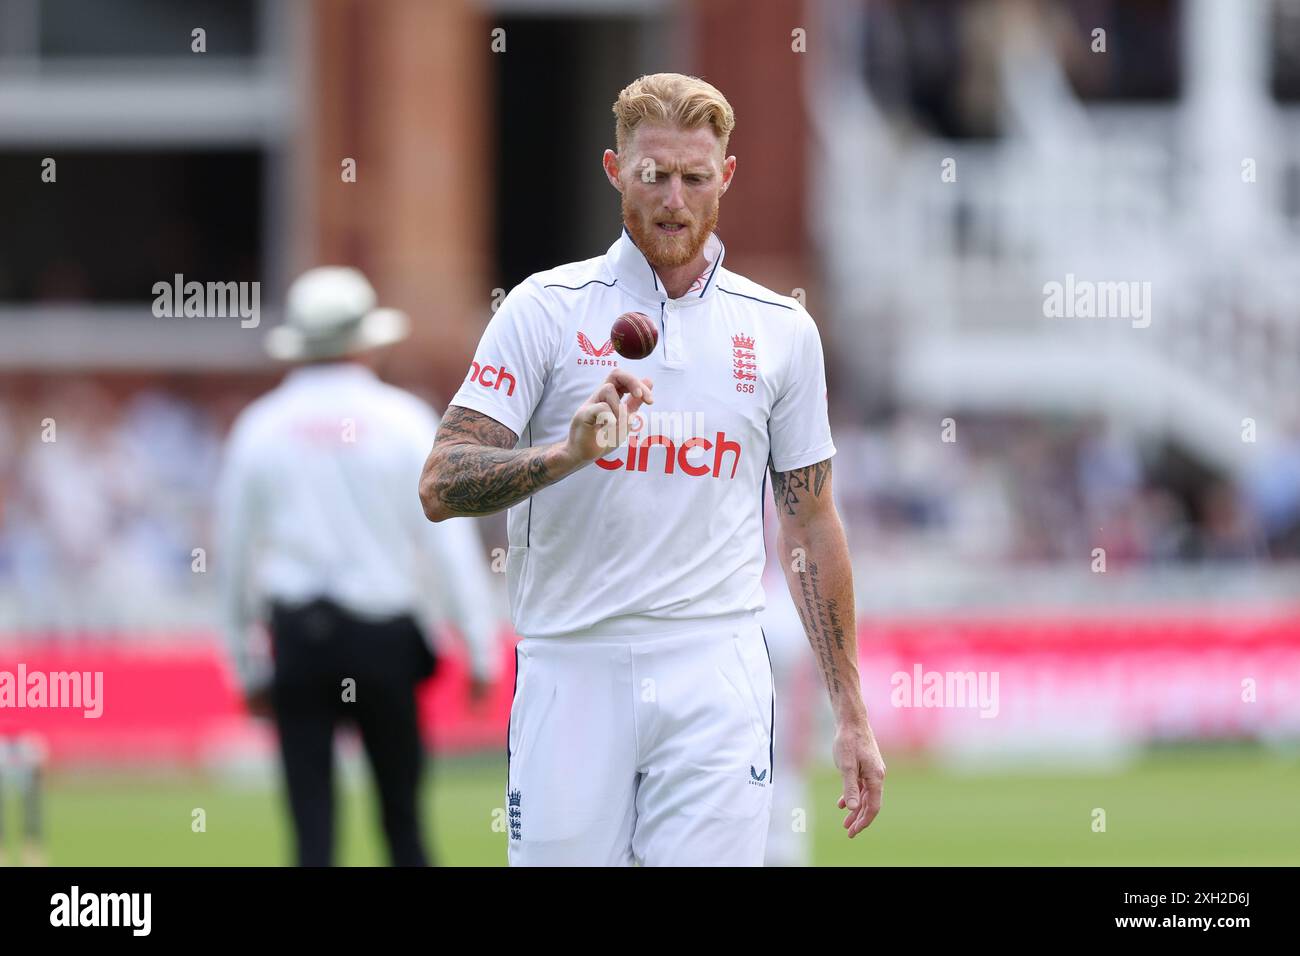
[{"xmin": 810, "ymin": 0, "xmax": 1300, "ymax": 472}]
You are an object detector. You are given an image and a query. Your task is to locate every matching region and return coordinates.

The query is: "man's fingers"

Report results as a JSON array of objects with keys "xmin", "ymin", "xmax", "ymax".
[
  {"xmin": 627, "ymin": 375, "xmax": 654, "ymax": 415},
  {"xmin": 593, "ymin": 383, "xmax": 621, "ymax": 419},
  {"xmin": 837, "ymin": 750, "xmax": 886, "ymax": 837},
  {"xmin": 591, "ymin": 370, "xmax": 654, "ymax": 418},
  {"xmin": 850, "ymin": 795, "xmax": 880, "ymax": 837},
  {"xmin": 844, "ymin": 787, "xmax": 869, "ymax": 833},
  {"xmin": 849, "ymin": 791, "xmax": 870, "ymax": 836},
  {"xmin": 604, "ymin": 369, "xmax": 654, "ymax": 411},
  {"xmin": 840, "ymin": 768, "xmax": 862, "ymax": 814},
  {"xmin": 849, "ymin": 772, "xmax": 885, "ymax": 837},
  {"xmin": 605, "ymin": 367, "xmax": 653, "ymax": 398},
  {"xmin": 591, "ymin": 401, "xmax": 630, "ymax": 451},
  {"xmin": 582, "ymin": 372, "xmax": 652, "ymax": 442},
  {"xmin": 592, "ymin": 408, "xmax": 617, "ymax": 449}
]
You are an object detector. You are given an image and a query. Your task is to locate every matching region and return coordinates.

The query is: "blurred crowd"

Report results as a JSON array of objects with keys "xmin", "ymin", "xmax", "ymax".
[
  {"xmin": 0, "ymin": 383, "xmax": 236, "ymax": 625},
  {"xmin": 832, "ymin": 412, "xmax": 1300, "ymax": 566},
  {"xmin": 2, "ymin": 381, "xmax": 1298, "ymax": 631}
]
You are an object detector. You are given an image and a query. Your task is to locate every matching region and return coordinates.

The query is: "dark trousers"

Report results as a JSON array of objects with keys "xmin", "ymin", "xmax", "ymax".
[{"xmin": 269, "ymin": 598, "xmax": 437, "ymax": 867}]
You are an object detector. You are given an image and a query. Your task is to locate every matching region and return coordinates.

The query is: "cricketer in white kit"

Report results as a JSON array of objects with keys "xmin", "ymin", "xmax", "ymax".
[{"xmin": 420, "ymin": 73, "xmax": 886, "ymax": 866}]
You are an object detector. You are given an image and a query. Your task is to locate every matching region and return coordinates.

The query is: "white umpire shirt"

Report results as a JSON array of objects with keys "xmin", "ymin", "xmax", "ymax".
[
  {"xmin": 447, "ymin": 227, "xmax": 836, "ymax": 639},
  {"xmin": 216, "ymin": 362, "xmax": 499, "ymax": 691}
]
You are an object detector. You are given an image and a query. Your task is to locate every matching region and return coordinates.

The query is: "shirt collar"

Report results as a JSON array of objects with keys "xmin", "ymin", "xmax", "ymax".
[{"xmin": 606, "ymin": 225, "xmax": 725, "ymax": 306}]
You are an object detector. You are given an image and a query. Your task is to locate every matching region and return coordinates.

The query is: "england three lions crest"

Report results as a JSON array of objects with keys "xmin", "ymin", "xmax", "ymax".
[{"xmin": 732, "ymin": 333, "xmax": 757, "ymax": 389}]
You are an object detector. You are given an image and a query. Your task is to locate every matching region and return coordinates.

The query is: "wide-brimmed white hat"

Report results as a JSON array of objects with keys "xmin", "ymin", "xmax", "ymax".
[{"xmin": 264, "ymin": 266, "xmax": 409, "ymax": 361}]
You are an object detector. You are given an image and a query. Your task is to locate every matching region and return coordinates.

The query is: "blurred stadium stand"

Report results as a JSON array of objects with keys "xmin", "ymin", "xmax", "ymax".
[{"xmin": 807, "ymin": 0, "xmax": 1300, "ymax": 580}]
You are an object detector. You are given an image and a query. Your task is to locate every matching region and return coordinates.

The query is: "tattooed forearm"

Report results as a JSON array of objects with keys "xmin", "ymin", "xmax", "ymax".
[
  {"xmin": 794, "ymin": 560, "xmax": 849, "ymax": 696},
  {"xmin": 771, "ymin": 458, "xmax": 830, "ymax": 517},
  {"xmin": 420, "ymin": 406, "xmax": 566, "ymax": 520},
  {"xmin": 775, "ymin": 493, "xmax": 867, "ymax": 722},
  {"xmin": 434, "ymin": 443, "xmax": 554, "ymax": 516}
]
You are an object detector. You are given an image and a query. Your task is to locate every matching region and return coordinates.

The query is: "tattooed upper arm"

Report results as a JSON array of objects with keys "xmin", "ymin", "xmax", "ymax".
[
  {"xmin": 769, "ymin": 457, "xmax": 833, "ymax": 521},
  {"xmin": 421, "ymin": 405, "xmax": 550, "ymax": 520},
  {"xmin": 435, "ymin": 405, "xmax": 519, "ymax": 451}
]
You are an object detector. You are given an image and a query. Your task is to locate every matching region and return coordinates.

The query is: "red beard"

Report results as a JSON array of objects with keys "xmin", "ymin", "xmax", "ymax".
[{"xmin": 622, "ymin": 193, "xmax": 719, "ymax": 270}]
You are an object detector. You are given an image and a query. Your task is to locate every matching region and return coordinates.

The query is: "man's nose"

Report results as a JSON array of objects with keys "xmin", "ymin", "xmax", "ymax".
[{"xmin": 662, "ymin": 174, "xmax": 687, "ymax": 210}]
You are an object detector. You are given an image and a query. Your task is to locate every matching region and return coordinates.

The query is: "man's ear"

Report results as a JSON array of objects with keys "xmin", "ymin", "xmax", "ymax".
[
  {"xmin": 602, "ymin": 148, "xmax": 623, "ymax": 192},
  {"xmin": 721, "ymin": 154, "xmax": 737, "ymax": 194}
]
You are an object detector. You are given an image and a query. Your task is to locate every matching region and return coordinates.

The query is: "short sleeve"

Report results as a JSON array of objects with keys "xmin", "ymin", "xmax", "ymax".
[
  {"xmin": 447, "ymin": 279, "xmax": 554, "ymax": 438},
  {"xmin": 767, "ymin": 308, "xmax": 836, "ymax": 473}
]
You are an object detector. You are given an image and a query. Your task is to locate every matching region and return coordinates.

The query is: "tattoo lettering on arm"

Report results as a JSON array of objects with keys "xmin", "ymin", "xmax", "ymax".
[
  {"xmin": 422, "ymin": 406, "xmax": 552, "ymax": 518},
  {"xmin": 772, "ymin": 457, "xmax": 849, "ymax": 698},
  {"xmin": 792, "ymin": 560, "xmax": 848, "ymax": 696},
  {"xmin": 770, "ymin": 458, "xmax": 830, "ymax": 517}
]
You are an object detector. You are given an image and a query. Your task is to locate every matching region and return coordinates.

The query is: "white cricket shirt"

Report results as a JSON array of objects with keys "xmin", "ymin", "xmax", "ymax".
[
  {"xmin": 448, "ymin": 228, "xmax": 835, "ymax": 638},
  {"xmin": 216, "ymin": 362, "xmax": 500, "ymax": 688}
]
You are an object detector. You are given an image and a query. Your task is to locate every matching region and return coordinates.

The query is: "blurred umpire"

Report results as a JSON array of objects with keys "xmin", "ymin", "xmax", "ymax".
[{"xmin": 216, "ymin": 267, "xmax": 500, "ymax": 867}]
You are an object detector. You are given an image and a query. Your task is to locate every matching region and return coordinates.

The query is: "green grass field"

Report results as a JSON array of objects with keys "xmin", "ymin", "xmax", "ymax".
[{"xmin": 17, "ymin": 746, "xmax": 1299, "ymax": 866}]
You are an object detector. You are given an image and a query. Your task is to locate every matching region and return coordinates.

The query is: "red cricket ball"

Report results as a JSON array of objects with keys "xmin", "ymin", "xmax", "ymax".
[{"xmin": 610, "ymin": 311, "xmax": 658, "ymax": 360}]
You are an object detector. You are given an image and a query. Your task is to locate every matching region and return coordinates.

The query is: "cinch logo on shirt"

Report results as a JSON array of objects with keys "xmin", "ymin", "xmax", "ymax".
[
  {"xmin": 466, "ymin": 361, "xmax": 517, "ymax": 396},
  {"xmin": 595, "ymin": 431, "xmax": 742, "ymax": 479}
]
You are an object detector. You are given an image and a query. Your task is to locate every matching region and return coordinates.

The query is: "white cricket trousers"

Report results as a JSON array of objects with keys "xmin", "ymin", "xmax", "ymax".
[{"xmin": 505, "ymin": 612, "xmax": 775, "ymax": 866}]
